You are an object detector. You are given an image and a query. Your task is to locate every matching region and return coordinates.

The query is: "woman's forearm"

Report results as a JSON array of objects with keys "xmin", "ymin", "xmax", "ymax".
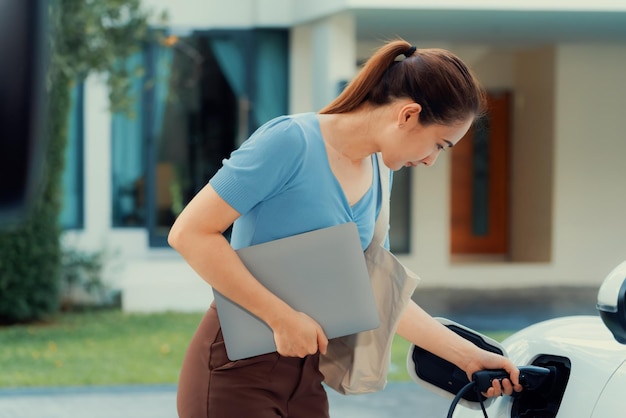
[
  {"xmin": 396, "ymin": 299, "xmax": 479, "ymax": 372},
  {"xmin": 166, "ymin": 184, "xmax": 294, "ymax": 330},
  {"xmin": 171, "ymin": 229, "xmax": 295, "ymax": 329}
]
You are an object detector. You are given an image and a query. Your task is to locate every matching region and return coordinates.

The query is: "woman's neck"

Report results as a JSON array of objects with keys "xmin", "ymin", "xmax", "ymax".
[{"xmin": 317, "ymin": 104, "xmax": 386, "ymax": 164}]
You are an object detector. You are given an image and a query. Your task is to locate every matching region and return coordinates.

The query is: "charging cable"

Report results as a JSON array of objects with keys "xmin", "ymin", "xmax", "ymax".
[{"xmin": 446, "ymin": 365, "xmax": 553, "ymax": 418}]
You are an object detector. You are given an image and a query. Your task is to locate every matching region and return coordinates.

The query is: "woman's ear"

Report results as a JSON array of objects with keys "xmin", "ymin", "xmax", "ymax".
[{"xmin": 399, "ymin": 103, "xmax": 422, "ymax": 126}]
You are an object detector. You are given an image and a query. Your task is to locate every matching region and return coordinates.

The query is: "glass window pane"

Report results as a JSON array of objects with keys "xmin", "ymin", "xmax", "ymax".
[
  {"xmin": 389, "ymin": 168, "xmax": 411, "ymax": 253},
  {"xmin": 111, "ymin": 52, "xmax": 146, "ymax": 227},
  {"xmin": 60, "ymin": 82, "xmax": 84, "ymax": 229},
  {"xmin": 254, "ymin": 31, "xmax": 288, "ymax": 127},
  {"xmin": 150, "ymin": 37, "xmax": 197, "ymax": 239},
  {"xmin": 146, "ymin": 30, "xmax": 289, "ymax": 246},
  {"xmin": 472, "ymin": 117, "xmax": 490, "ymax": 236}
]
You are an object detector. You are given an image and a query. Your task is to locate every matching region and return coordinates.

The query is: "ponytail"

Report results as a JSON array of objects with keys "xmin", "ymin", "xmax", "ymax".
[
  {"xmin": 319, "ymin": 38, "xmax": 486, "ymax": 125},
  {"xmin": 319, "ymin": 40, "xmax": 413, "ymax": 114}
]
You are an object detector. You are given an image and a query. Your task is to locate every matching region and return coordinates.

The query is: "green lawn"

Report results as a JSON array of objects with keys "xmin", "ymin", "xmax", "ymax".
[
  {"xmin": 0, "ymin": 310, "xmax": 512, "ymax": 388},
  {"xmin": 0, "ymin": 310, "xmax": 202, "ymax": 388}
]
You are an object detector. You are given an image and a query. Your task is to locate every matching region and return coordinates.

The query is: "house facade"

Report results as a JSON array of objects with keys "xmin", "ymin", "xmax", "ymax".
[{"xmin": 61, "ymin": 0, "xmax": 626, "ymax": 312}]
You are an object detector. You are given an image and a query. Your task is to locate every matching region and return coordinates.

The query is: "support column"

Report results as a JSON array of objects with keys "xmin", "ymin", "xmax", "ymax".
[
  {"xmin": 290, "ymin": 24, "xmax": 314, "ymax": 113},
  {"xmin": 310, "ymin": 12, "xmax": 357, "ymax": 111},
  {"xmin": 81, "ymin": 75, "xmax": 112, "ymax": 249}
]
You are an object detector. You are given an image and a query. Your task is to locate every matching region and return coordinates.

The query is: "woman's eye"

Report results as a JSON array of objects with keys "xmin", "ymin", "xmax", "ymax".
[{"xmin": 437, "ymin": 144, "xmax": 446, "ymax": 151}]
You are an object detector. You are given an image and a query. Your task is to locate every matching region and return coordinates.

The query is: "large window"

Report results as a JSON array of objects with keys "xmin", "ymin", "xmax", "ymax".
[
  {"xmin": 111, "ymin": 52, "xmax": 147, "ymax": 227},
  {"xmin": 389, "ymin": 168, "xmax": 411, "ymax": 254},
  {"xmin": 110, "ymin": 30, "xmax": 289, "ymax": 245}
]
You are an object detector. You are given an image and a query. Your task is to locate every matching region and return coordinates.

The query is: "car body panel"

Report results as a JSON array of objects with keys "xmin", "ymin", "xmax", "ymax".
[
  {"xmin": 590, "ymin": 360, "xmax": 626, "ymax": 418},
  {"xmin": 455, "ymin": 315, "xmax": 626, "ymax": 417}
]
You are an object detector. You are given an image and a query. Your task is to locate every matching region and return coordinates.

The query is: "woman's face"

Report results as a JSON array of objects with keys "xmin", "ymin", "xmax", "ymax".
[{"xmin": 384, "ymin": 116, "xmax": 473, "ymax": 171}]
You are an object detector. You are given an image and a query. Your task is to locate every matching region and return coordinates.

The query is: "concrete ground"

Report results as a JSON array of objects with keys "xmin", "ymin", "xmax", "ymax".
[
  {"xmin": 0, "ymin": 287, "xmax": 600, "ymax": 418},
  {"xmin": 413, "ymin": 286, "xmax": 599, "ymax": 331},
  {"xmin": 0, "ymin": 383, "xmax": 451, "ymax": 418}
]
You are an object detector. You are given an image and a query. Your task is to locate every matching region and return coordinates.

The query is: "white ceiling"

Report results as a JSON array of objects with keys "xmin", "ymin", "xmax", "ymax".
[{"xmin": 354, "ymin": 9, "xmax": 626, "ymax": 46}]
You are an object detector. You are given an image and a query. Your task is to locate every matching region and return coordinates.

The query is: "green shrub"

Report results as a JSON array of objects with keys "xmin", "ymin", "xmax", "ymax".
[
  {"xmin": 0, "ymin": 68, "xmax": 69, "ymax": 324},
  {"xmin": 0, "ymin": 217, "xmax": 62, "ymax": 324}
]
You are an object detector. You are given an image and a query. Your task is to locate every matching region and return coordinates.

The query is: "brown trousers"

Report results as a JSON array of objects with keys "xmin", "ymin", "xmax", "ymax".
[{"xmin": 177, "ymin": 303, "xmax": 330, "ymax": 417}]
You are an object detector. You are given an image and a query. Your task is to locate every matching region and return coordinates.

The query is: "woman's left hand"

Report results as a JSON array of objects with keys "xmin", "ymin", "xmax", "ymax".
[
  {"xmin": 396, "ymin": 302, "xmax": 524, "ymax": 398},
  {"xmin": 464, "ymin": 349, "xmax": 524, "ymax": 398}
]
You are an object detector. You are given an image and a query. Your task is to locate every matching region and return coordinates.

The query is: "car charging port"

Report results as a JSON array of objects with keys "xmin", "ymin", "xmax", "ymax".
[
  {"xmin": 446, "ymin": 366, "xmax": 556, "ymax": 418},
  {"xmin": 511, "ymin": 355, "xmax": 571, "ymax": 418},
  {"xmin": 473, "ymin": 365, "xmax": 554, "ymax": 394}
]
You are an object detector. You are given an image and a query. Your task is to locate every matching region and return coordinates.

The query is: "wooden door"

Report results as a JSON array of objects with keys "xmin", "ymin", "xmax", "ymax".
[{"xmin": 450, "ymin": 91, "xmax": 511, "ymax": 255}]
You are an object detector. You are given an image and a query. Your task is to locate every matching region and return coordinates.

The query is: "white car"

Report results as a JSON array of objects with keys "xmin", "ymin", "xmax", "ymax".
[{"xmin": 407, "ymin": 260, "xmax": 626, "ymax": 418}]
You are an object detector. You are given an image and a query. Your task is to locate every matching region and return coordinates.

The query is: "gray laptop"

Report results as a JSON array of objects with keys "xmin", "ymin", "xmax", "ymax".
[{"xmin": 213, "ymin": 222, "xmax": 380, "ymax": 361}]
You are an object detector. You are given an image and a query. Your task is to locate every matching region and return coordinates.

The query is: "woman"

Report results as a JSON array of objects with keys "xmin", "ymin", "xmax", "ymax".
[{"xmin": 169, "ymin": 39, "xmax": 523, "ymax": 417}]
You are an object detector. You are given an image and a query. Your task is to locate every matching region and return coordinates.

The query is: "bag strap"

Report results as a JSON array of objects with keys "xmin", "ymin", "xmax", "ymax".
[{"xmin": 370, "ymin": 153, "xmax": 390, "ymax": 248}]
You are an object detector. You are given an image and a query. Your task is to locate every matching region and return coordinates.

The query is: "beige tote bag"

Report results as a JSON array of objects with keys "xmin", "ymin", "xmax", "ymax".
[{"xmin": 319, "ymin": 155, "xmax": 420, "ymax": 395}]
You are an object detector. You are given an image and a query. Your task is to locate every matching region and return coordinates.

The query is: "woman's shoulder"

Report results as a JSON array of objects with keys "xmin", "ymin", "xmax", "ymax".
[
  {"xmin": 255, "ymin": 112, "xmax": 317, "ymax": 136},
  {"xmin": 244, "ymin": 112, "xmax": 320, "ymax": 151}
]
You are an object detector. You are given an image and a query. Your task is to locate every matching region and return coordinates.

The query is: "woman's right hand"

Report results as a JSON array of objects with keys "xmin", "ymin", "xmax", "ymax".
[{"xmin": 271, "ymin": 311, "xmax": 328, "ymax": 357}]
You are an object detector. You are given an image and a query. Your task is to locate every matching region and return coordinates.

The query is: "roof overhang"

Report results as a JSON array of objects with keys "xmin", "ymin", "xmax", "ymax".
[{"xmin": 353, "ymin": 8, "xmax": 626, "ymax": 46}]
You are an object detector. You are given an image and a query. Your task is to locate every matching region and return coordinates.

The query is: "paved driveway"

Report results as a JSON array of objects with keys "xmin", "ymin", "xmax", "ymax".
[{"xmin": 0, "ymin": 383, "xmax": 451, "ymax": 418}]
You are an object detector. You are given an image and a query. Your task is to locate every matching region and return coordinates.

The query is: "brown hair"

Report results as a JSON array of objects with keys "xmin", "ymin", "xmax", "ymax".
[{"xmin": 319, "ymin": 39, "xmax": 487, "ymax": 125}]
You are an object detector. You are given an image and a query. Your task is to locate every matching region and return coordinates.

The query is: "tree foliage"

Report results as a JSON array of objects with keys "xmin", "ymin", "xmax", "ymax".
[{"xmin": 0, "ymin": 0, "xmax": 164, "ymax": 324}]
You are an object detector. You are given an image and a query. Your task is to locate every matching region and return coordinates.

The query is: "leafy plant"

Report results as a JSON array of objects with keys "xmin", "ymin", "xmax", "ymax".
[{"xmin": 59, "ymin": 247, "xmax": 120, "ymax": 311}]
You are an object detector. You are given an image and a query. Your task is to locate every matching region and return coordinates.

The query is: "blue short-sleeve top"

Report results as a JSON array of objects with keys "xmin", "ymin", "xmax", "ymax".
[{"xmin": 209, "ymin": 112, "xmax": 388, "ymax": 251}]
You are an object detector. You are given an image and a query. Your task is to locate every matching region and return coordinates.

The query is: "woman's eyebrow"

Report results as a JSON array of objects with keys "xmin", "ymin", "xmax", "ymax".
[{"xmin": 444, "ymin": 139, "xmax": 454, "ymax": 148}]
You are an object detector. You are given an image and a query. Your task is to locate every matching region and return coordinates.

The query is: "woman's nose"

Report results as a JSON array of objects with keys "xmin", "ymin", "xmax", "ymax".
[{"xmin": 421, "ymin": 152, "xmax": 440, "ymax": 167}]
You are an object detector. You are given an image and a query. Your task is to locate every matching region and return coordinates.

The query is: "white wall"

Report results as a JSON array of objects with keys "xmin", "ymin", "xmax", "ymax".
[
  {"xmin": 314, "ymin": 0, "xmax": 626, "ymax": 12},
  {"xmin": 290, "ymin": 24, "xmax": 314, "ymax": 113},
  {"xmin": 142, "ymin": 0, "xmax": 293, "ymax": 29},
  {"xmin": 290, "ymin": 13, "xmax": 357, "ymax": 113},
  {"xmin": 310, "ymin": 12, "xmax": 357, "ymax": 111},
  {"xmin": 510, "ymin": 46, "xmax": 555, "ymax": 262},
  {"xmin": 142, "ymin": 0, "xmax": 626, "ymax": 33},
  {"xmin": 552, "ymin": 44, "xmax": 626, "ymax": 277}
]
